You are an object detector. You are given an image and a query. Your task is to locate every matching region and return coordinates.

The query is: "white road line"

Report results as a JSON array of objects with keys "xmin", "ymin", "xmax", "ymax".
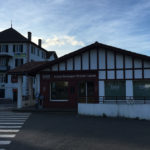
[
  {"xmin": 1, "ymin": 113, "xmax": 31, "ymax": 115},
  {"xmin": 0, "ymin": 129, "xmax": 19, "ymax": 133},
  {"xmin": 0, "ymin": 115, "xmax": 29, "ymax": 117},
  {"xmin": 0, "ymin": 134, "xmax": 16, "ymax": 138},
  {"xmin": 0, "ymin": 126, "xmax": 22, "ymax": 129},
  {"xmin": 0, "ymin": 120, "xmax": 25, "ymax": 122},
  {"xmin": 0, "ymin": 140, "xmax": 11, "ymax": 145},
  {"xmin": 0, "ymin": 117, "xmax": 28, "ymax": 120},
  {"xmin": 0, "ymin": 148, "xmax": 6, "ymax": 150},
  {"xmin": 0, "ymin": 116, "xmax": 30, "ymax": 118},
  {"xmin": 0, "ymin": 114, "xmax": 30, "ymax": 116},
  {"xmin": 0, "ymin": 123, "xmax": 24, "ymax": 125},
  {"xmin": 0, "ymin": 117, "xmax": 29, "ymax": 119}
]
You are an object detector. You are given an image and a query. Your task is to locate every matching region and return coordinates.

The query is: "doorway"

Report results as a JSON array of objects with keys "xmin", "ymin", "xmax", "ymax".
[
  {"xmin": 0, "ymin": 89, "xmax": 5, "ymax": 98},
  {"xmin": 78, "ymin": 81, "xmax": 95, "ymax": 103},
  {"xmin": 13, "ymin": 89, "xmax": 18, "ymax": 103}
]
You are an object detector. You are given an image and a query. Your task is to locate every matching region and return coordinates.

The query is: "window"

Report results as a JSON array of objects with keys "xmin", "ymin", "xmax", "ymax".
[
  {"xmin": 37, "ymin": 49, "xmax": 40, "ymax": 56},
  {"xmin": 0, "ymin": 45, "xmax": 8, "ymax": 52},
  {"xmin": 42, "ymin": 51, "xmax": 46, "ymax": 59},
  {"xmin": 11, "ymin": 75, "xmax": 18, "ymax": 83},
  {"xmin": 31, "ymin": 46, "xmax": 36, "ymax": 54},
  {"xmin": 78, "ymin": 81, "xmax": 95, "ymax": 102},
  {"xmin": 13, "ymin": 45, "xmax": 23, "ymax": 53},
  {"xmin": 50, "ymin": 81, "xmax": 68, "ymax": 101},
  {"xmin": 15, "ymin": 59, "xmax": 23, "ymax": 67},
  {"xmin": 0, "ymin": 58, "xmax": 7, "ymax": 66},
  {"xmin": 105, "ymin": 80, "xmax": 125, "ymax": 100},
  {"xmin": 133, "ymin": 81, "xmax": 150, "ymax": 99},
  {"xmin": 0, "ymin": 74, "xmax": 7, "ymax": 83}
]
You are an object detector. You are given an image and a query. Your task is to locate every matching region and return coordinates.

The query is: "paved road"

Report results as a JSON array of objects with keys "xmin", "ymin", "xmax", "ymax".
[
  {"xmin": 6, "ymin": 112, "xmax": 150, "ymax": 150},
  {"xmin": 0, "ymin": 111, "xmax": 31, "ymax": 150}
]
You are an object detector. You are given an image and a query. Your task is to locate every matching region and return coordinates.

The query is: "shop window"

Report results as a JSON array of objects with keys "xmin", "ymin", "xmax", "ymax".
[
  {"xmin": 50, "ymin": 81, "xmax": 68, "ymax": 101},
  {"xmin": 78, "ymin": 81, "xmax": 95, "ymax": 102},
  {"xmin": 133, "ymin": 81, "xmax": 150, "ymax": 100},
  {"xmin": 105, "ymin": 80, "xmax": 125, "ymax": 100}
]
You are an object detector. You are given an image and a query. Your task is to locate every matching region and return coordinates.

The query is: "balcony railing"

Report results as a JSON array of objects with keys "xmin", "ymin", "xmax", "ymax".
[
  {"xmin": 0, "ymin": 65, "xmax": 10, "ymax": 71},
  {"xmin": 78, "ymin": 96, "xmax": 150, "ymax": 104},
  {"xmin": 0, "ymin": 52, "xmax": 13, "ymax": 57}
]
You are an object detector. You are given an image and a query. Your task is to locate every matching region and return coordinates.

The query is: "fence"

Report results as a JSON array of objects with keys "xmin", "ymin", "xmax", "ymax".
[{"xmin": 78, "ymin": 96, "xmax": 150, "ymax": 104}]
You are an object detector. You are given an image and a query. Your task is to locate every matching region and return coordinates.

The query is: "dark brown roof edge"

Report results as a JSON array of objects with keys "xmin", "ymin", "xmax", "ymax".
[{"xmin": 41, "ymin": 41, "xmax": 150, "ymax": 66}]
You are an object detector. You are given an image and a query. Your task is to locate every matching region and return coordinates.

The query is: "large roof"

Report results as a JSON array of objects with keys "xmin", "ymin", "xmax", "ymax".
[
  {"xmin": 7, "ymin": 42, "xmax": 150, "ymax": 76},
  {"xmin": 0, "ymin": 28, "xmax": 28, "ymax": 43}
]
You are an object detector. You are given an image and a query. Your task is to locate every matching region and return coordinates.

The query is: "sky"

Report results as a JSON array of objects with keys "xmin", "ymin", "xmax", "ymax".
[{"xmin": 0, "ymin": 0, "xmax": 150, "ymax": 57}]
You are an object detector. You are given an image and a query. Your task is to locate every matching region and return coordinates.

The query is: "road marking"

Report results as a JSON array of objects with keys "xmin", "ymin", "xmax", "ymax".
[
  {"xmin": 0, "ymin": 115, "xmax": 29, "ymax": 117},
  {"xmin": 0, "ymin": 117, "xmax": 28, "ymax": 120},
  {"xmin": 0, "ymin": 118, "xmax": 28, "ymax": 120},
  {"xmin": 0, "ymin": 140, "xmax": 11, "ymax": 145},
  {"xmin": 0, "ymin": 120, "xmax": 25, "ymax": 123},
  {"xmin": 0, "ymin": 134, "xmax": 16, "ymax": 138},
  {"xmin": 0, "ymin": 112, "xmax": 31, "ymax": 150},
  {"xmin": 0, "ymin": 129, "xmax": 19, "ymax": 133},
  {"xmin": 0, "ymin": 123, "xmax": 24, "ymax": 125},
  {"xmin": 0, "ymin": 126, "xmax": 22, "ymax": 129}
]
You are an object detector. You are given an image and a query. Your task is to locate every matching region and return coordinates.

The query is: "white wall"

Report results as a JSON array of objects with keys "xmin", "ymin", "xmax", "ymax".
[
  {"xmin": 0, "ymin": 42, "xmax": 55, "ymax": 100},
  {"xmin": 82, "ymin": 51, "xmax": 89, "ymax": 70},
  {"xmin": 78, "ymin": 103, "xmax": 150, "ymax": 120}
]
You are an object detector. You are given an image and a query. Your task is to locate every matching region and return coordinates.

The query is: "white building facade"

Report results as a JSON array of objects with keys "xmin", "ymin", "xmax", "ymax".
[{"xmin": 0, "ymin": 27, "xmax": 57, "ymax": 101}]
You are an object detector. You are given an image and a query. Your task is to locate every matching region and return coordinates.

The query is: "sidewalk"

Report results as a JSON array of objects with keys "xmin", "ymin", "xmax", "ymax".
[{"xmin": 12, "ymin": 106, "xmax": 77, "ymax": 113}]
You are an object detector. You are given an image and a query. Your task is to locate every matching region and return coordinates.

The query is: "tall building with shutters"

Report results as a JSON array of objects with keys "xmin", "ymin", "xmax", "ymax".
[{"xmin": 0, "ymin": 27, "xmax": 57, "ymax": 101}]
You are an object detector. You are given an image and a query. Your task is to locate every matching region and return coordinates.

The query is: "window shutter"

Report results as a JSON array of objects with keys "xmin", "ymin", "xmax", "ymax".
[
  {"xmin": 21, "ymin": 59, "xmax": 23, "ymax": 65},
  {"xmin": 6, "ymin": 45, "xmax": 8, "ymax": 52},
  {"xmin": 21, "ymin": 45, "xmax": 23, "ymax": 52},
  {"xmin": 5, "ymin": 75, "xmax": 8, "ymax": 83},
  {"xmin": 15, "ymin": 59, "xmax": 18, "ymax": 67},
  {"xmin": 13, "ymin": 45, "xmax": 15, "ymax": 52}
]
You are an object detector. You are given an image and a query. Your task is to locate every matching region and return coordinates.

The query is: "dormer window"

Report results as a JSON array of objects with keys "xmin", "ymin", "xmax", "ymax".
[{"xmin": 13, "ymin": 44, "xmax": 23, "ymax": 53}]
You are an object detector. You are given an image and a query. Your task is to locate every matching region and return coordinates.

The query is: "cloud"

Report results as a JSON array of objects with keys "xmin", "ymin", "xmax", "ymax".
[
  {"xmin": 1, "ymin": 0, "xmax": 150, "ymax": 57},
  {"xmin": 32, "ymin": 35, "xmax": 84, "ymax": 48}
]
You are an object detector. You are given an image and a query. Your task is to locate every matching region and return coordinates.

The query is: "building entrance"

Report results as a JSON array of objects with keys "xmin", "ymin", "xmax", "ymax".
[
  {"xmin": 0, "ymin": 89, "xmax": 5, "ymax": 98},
  {"xmin": 13, "ymin": 89, "xmax": 18, "ymax": 102}
]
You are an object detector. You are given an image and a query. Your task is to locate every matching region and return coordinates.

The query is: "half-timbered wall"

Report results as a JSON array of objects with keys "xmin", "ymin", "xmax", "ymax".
[{"xmin": 51, "ymin": 48, "xmax": 150, "ymax": 80}]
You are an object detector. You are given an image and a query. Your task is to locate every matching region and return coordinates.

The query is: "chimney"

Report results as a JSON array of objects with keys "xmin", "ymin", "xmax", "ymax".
[
  {"xmin": 38, "ymin": 39, "xmax": 42, "ymax": 47},
  {"xmin": 28, "ymin": 32, "xmax": 32, "ymax": 41}
]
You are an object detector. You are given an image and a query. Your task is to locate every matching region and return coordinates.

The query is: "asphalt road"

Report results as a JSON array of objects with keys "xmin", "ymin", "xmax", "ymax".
[{"xmin": 8, "ymin": 112, "xmax": 150, "ymax": 150}]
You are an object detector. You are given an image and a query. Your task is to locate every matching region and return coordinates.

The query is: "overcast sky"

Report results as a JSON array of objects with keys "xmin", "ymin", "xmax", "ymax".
[{"xmin": 1, "ymin": 0, "xmax": 150, "ymax": 57}]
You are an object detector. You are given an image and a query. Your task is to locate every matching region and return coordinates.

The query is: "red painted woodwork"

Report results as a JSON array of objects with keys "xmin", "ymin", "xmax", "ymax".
[{"xmin": 40, "ymin": 71, "xmax": 98, "ymax": 109}]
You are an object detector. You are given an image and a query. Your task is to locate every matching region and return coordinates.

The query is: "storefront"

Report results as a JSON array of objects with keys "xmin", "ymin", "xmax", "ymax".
[{"xmin": 40, "ymin": 71, "xmax": 98, "ymax": 109}]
